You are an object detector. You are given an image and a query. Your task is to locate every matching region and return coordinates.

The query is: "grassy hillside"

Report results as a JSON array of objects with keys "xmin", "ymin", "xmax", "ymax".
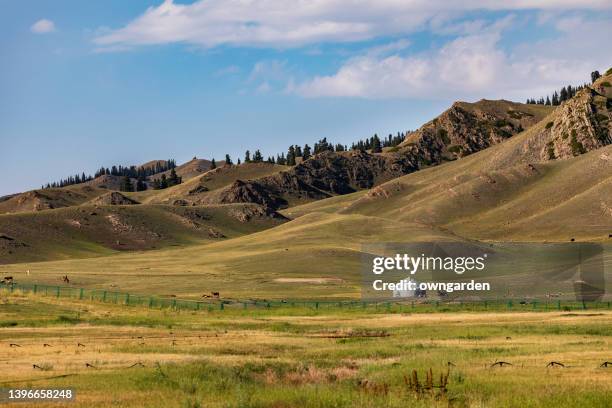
[
  {"xmin": 339, "ymin": 144, "xmax": 612, "ymax": 242},
  {"xmin": 0, "ymin": 212, "xmax": 455, "ymax": 299},
  {"xmin": 0, "ymin": 203, "xmax": 285, "ymax": 265},
  {"xmin": 0, "ymin": 186, "xmax": 108, "ymax": 214},
  {"xmin": 131, "ymin": 162, "xmax": 288, "ymax": 205}
]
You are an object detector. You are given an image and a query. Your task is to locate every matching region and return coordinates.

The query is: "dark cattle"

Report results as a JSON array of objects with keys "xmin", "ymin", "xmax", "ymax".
[{"xmin": 2, "ymin": 276, "xmax": 13, "ymax": 284}]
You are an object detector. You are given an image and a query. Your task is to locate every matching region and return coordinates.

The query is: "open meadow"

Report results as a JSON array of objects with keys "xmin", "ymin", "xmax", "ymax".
[{"xmin": 1, "ymin": 290, "xmax": 611, "ymax": 407}]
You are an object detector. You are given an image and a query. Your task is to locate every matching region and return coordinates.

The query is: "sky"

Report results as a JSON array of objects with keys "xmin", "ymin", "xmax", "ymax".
[{"xmin": 1, "ymin": 0, "xmax": 611, "ymax": 196}]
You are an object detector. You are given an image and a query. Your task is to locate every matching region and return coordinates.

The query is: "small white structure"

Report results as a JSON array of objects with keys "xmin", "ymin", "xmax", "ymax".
[{"xmin": 393, "ymin": 277, "xmax": 418, "ymax": 298}]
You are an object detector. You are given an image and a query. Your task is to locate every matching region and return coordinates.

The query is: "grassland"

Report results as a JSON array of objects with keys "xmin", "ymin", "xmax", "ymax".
[
  {"xmin": 0, "ymin": 212, "xmax": 460, "ymax": 299},
  {"xmin": 1, "ymin": 290, "xmax": 611, "ymax": 407}
]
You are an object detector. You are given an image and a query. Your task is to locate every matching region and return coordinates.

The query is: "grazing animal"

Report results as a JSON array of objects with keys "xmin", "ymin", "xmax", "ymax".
[
  {"xmin": 9, "ymin": 343, "xmax": 21, "ymax": 347},
  {"xmin": 212, "ymin": 292, "xmax": 220, "ymax": 298},
  {"xmin": 85, "ymin": 363, "xmax": 96, "ymax": 368},
  {"xmin": 2, "ymin": 276, "xmax": 13, "ymax": 285},
  {"xmin": 43, "ymin": 344, "xmax": 52, "ymax": 347},
  {"xmin": 547, "ymin": 361, "xmax": 565, "ymax": 368},
  {"xmin": 506, "ymin": 336, "xmax": 512, "ymax": 340},
  {"xmin": 490, "ymin": 361, "xmax": 513, "ymax": 368},
  {"xmin": 77, "ymin": 343, "xmax": 85, "ymax": 347},
  {"xmin": 33, "ymin": 364, "xmax": 43, "ymax": 369},
  {"xmin": 600, "ymin": 361, "xmax": 611, "ymax": 368},
  {"xmin": 447, "ymin": 361, "xmax": 456, "ymax": 367},
  {"xmin": 62, "ymin": 275, "xmax": 70, "ymax": 284}
]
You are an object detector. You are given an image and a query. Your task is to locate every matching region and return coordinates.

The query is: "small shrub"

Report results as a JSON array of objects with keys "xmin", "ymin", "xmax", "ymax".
[
  {"xmin": 447, "ymin": 145, "xmax": 462, "ymax": 153},
  {"xmin": 56, "ymin": 315, "xmax": 80, "ymax": 324},
  {"xmin": 437, "ymin": 128, "xmax": 450, "ymax": 144},
  {"xmin": 494, "ymin": 119, "xmax": 510, "ymax": 128},
  {"xmin": 601, "ymin": 81, "xmax": 611, "ymax": 87},
  {"xmin": 547, "ymin": 142, "xmax": 556, "ymax": 160},
  {"xmin": 545, "ymin": 121, "xmax": 554, "ymax": 129},
  {"xmin": 570, "ymin": 134, "xmax": 586, "ymax": 156}
]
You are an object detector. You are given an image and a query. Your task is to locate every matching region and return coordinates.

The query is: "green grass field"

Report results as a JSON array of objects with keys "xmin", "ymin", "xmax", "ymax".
[{"xmin": 1, "ymin": 290, "xmax": 611, "ymax": 408}]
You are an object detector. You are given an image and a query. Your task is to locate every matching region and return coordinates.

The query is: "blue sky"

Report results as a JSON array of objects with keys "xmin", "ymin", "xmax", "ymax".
[{"xmin": 1, "ymin": 0, "xmax": 611, "ymax": 196}]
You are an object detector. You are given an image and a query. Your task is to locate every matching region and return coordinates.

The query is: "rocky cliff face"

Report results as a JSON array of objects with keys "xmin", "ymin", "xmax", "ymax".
[
  {"xmin": 201, "ymin": 150, "xmax": 420, "ymax": 211},
  {"xmin": 538, "ymin": 81, "xmax": 611, "ymax": 161},
  {"xmin": 399, "ymin": 99, "xmax": 552, "ymax": 165}
]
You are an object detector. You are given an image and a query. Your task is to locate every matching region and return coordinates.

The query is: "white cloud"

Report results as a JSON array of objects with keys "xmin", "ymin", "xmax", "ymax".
[
  {"xmin": 292, "ymin": 16, "xmax": 612, "ymax": 100},
  {"xmin": 31, "ymin": 19, "xmax": 56, "ymax": 34},
  {"xmin": 93, "ymin": 0, "xmax": 612, "ymax": 50}
]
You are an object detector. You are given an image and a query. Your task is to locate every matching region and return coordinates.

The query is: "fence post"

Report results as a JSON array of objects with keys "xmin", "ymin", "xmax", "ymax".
[
  {"xmin": 33, "ymin": 284, "xmax": 37, "ymax": 294},
  {"xmin": 557, "ymin": 300, "xmax": 561, "ymax": 311},
  {"xmin": 56, "ymin": 286, "xmax": 60, "ymax": 298},
  {"xmin": 125, "ymin": 293, "xmax": 130, "ymax": 305},
  {"xmin": 79, "ymin": 288, "xmax": 84, "ymax": 300},
  {"xmin": 102, "ymin": 291, "xmax": 107, "ymax": 302},
  {"xmin": 149, "ymin": 297, "xmax": 153, "ymax": 308}
]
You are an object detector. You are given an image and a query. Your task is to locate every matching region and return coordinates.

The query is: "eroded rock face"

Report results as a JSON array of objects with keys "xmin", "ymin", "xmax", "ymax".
[
  {"xmin": 400, "ymin": 100, "xmax": 549, "ymax": 164},
  {"xmin": 539, "ymin": 87, "xmax": 611, "ymax": 161},
  {"xmin": 204, "ymin": 150, "xmax": 419, "ymax": 212},
  {"xmin": 213, "ymin": 180, "xmax": 288, "ymax": 209}
]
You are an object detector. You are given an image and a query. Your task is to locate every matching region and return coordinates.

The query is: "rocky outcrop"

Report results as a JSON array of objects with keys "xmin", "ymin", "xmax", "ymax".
[
  {"xmin": 90, "ymin": 192, "xmax": 139, "ymax": 206},
  {"xmin": 399, "ymin": 99, "xmax": 552, "ymax": 164},
  {"xmin": 202, "ymin": 150, "xmax": 419, "ymax": 211},
  {"xmin": 538, "ymin": 85, "xmax": 611, "ymax": 161}
]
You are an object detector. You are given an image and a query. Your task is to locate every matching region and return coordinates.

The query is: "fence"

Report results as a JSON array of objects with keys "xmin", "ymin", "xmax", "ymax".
[{"xmin": 2, "ymin": 282, "xmax": 612, "ymax": 313}]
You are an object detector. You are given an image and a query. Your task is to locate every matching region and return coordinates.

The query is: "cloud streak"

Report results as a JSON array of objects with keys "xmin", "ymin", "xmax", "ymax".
[{"xmin": 93, "ymin": 0, "xmax": 612, "ymax": 50}]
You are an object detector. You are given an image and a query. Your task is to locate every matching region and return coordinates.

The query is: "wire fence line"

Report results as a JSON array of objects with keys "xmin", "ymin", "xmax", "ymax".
[{"xmin": 2, "ymin": 282, "xmax": 612, "ymax": 313}]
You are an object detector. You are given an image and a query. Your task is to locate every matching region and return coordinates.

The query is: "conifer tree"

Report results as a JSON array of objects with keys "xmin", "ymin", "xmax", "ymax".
[
  {"xmin": 371, "ymin": 134, "xmax": 382, "ymax": 153},
  {"xmin": 225, "ymin": 154, "xmax": 232, "ymax": 165},
  {"xmin": 120, "ymin": 176, "xmax": 133, "ymax": 192},
  {"xmin": 210, "ymin": 158, "xmax": 217, "ymax": 169},
  {"xmin": 302, "ymin": 144, "xmax": 311, "ymax": 160},
  {"xmin": 136, "ymin": 177, "xmax": 147, "ymax": 191},
  {"xmin": 159, "ymin": 174, "xmax": 168, "ymax": 189},
  {"xmin": 287, "ymin": 146, "xmax": 296, "ymax": 165}
]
